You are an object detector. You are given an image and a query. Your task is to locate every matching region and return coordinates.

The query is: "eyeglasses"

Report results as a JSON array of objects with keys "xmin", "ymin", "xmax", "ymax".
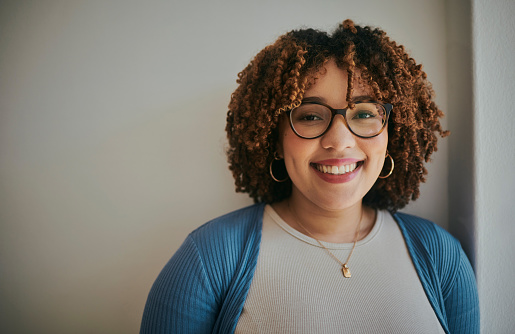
[{"xmin": 287, "ymin": 100, "xmax": 392, "ymax": 139}]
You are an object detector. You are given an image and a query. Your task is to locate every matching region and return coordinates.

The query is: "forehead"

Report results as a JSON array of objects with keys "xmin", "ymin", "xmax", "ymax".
[{"xmin": 303, "ymin": 60, "xmax": 374, "ymax": 103}]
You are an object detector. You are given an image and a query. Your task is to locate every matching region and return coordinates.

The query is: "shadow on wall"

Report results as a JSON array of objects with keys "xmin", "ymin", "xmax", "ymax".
[{"xmin": 444, "ymin": 0, "xmax": 475, "ymax": 267}]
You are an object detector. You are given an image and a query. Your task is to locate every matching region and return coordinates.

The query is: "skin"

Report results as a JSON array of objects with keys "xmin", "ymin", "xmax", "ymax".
[{"xmin": 272, "ymin": 59, "xmax": 388, "ymax": 243}]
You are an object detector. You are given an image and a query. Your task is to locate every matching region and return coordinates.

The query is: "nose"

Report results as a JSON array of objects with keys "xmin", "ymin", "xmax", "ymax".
[{"xmin": 320, "ymin": 115, "xmax": 356, "ymax": 150}]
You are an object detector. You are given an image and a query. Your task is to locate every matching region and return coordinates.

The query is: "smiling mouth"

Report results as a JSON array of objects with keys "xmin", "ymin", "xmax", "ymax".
[{"xmin": 311, "ymin": 162, "xmax": 362, "ymax": 175}]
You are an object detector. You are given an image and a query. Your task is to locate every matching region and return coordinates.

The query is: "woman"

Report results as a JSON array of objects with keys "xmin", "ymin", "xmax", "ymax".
[{"xmin": 141, "ymin": 20, "xmax": 479, "ymax": 333}]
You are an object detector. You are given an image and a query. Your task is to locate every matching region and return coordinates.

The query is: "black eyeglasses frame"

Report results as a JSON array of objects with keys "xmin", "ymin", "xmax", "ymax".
[{"xmin": 287, "ymin": 101, "xmax": 393, "ymax": 139}]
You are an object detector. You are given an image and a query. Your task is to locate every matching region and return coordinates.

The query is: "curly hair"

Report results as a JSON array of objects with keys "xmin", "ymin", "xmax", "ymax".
[{"xmin": 225, "ymin": 19, "xmax": 448, "ymax": 211}]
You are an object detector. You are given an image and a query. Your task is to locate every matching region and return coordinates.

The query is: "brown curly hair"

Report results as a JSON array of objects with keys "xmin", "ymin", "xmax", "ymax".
[{"xmin": 225, "ymin": 19, "xmax": 448, "ymax": 211}]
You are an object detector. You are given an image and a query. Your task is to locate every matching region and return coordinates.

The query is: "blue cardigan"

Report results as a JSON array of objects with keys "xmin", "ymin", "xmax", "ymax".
[{"xmin": 141, "ymin": 204, "xmax": 479, "ymax": 333}]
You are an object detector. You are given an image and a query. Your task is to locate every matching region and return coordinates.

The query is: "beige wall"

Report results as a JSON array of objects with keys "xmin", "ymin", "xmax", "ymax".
[{"xmin": 0, "ymin": 0, "xmax": 465, "ymax": 332}]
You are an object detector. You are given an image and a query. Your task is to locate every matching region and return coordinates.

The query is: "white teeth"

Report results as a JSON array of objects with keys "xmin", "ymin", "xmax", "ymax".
[{"xmin": 315, "ymin": 163, "xmax": 357, "ymax": 175}]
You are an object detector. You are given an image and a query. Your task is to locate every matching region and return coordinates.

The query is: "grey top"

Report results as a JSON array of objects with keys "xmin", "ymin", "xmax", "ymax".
[{"xmin": 235, "ymin": 205, "xmax": 445, "ymax": 333}]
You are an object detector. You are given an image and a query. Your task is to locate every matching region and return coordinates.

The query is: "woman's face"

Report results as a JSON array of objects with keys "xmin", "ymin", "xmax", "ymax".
[{"xmin": 278, "ymin": 59, "xmax": 388, "ymax": 212}]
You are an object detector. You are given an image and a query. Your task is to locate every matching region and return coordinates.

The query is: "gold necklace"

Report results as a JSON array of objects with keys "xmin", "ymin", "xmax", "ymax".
[{"xmin": 290, "ymin": 204, "xmax": 363, "ymax": 278}]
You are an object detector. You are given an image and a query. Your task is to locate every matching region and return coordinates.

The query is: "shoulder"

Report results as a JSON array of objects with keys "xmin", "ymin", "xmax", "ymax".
[
  {"xmin": 141, "ymin": 204, "xmax": 266, "ymax": 332},
  {"xmin": 392, "ymin": 212, "xmax": 479, "ymax": 332},
  {"xmin": 188, "ymin": 203, "xmax": 265, "ymax": 245},
  {"xmin": 392, "ymin": 211, "xmax": 470, "ymax": 295},
  {"xmin": 184, "ymin": 203, "xmax": 265, "ymax": 279},
  {"xmin": 392, "ymin": 211, "xmax": 460, "ymax": 253},
  {"xmin": 170, "ymin": 203, "xmax": 265, "ymax": 298}
]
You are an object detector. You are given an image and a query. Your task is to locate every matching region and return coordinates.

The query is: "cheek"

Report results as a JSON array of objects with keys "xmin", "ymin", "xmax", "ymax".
[
  {"xmin": 365, "ymin": 133, "xmax": 388, "ymax": 168},
  {"xmin": 280, "ymin": 130, "xmax": 318, "ymax": 178},
  {"xmin": 279, "ymin": 119, "xmax": 301, "ymax": 153},
  {"xmin": 282, "ymin": 132, "xmax": 306, "ymax": 165}
]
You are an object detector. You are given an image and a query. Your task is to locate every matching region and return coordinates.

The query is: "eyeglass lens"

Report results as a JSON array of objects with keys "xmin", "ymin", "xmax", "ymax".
[{"xmin": 290, "ymin": 102, "xmax": 387, "ymax": 138}]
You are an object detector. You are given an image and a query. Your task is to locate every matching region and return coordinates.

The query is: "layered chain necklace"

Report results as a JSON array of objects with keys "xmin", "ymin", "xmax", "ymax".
[{"xmin": 290, "ymin": 204, "xmax": 364, "ymax": 278}]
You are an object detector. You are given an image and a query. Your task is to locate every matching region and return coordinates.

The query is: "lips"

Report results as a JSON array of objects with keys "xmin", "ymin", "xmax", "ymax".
[{"xmin": 310, "ymin": 159, "xmax": 363, "ymax": 183}]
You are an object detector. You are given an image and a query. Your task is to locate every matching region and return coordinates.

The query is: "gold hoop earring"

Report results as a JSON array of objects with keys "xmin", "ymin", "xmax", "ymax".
[
  {"xmin": 378, "ymin": 152, "xmax": 394, "ymax": 179},
  {"xmin": 269, "ymin": 153, "xmax": 289, "ymax": 183}
]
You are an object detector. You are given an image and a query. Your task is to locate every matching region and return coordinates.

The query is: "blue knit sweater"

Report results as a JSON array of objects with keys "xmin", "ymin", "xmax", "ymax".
[{"xmin": 141, "ymin": 204, "xmax": 479, "ymax": 333}]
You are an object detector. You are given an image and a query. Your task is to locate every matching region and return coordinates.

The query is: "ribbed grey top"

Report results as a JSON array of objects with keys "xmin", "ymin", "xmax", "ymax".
[{"xmin": 235, "ymin": 205, "xmax": 445, "ymax": 333}]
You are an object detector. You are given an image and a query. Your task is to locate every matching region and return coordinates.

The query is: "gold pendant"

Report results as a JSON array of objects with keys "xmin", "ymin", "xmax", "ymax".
[{"xmin": 342, "ymin": 264, "xmax": 351, "ymax": 278}]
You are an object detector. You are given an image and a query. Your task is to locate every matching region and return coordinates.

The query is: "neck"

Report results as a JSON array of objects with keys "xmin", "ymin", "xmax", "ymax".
[{"xmin": 272, "ymin": 192, "xmax": 375, "ymax": 243}]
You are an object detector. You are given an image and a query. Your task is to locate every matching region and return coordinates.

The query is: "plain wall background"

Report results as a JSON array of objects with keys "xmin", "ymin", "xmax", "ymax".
[
  {"xmin": 0, "ymin": 0, "xmax": 513, "ymax": 333},
  {"xmin": 472, "ymin": 0, "xmax": 515, "ymax": 333}
]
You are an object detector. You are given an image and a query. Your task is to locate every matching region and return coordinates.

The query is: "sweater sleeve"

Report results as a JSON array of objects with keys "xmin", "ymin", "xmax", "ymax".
[
  {"xmin": 140, "ymin": 204, "xmax": 264, "ymax": 334},
  {"xmin": 140, "ymin": 235, "xmax": 219, "ymax": 334},
  {"xmin": 394, "ymin": 212, "xmax": 480, "ymax": 334},
  {"xmin": 443, "ymin": 246, "xmax": 480, "ymax": 334}
]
